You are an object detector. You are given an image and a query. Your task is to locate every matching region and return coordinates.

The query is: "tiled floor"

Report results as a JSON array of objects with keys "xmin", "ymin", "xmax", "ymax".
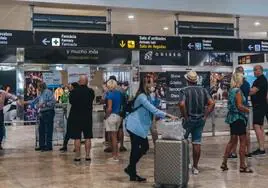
[{"xmin": 1, "ymin": 126, "xmax": 268, "ymax": 188}]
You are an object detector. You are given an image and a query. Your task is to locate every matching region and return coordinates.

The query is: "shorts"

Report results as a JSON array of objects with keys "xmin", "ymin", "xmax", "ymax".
[
  {"xmin": 253, "ymin": 106, "xmax": 267, "ymax": 125},
  {"xmin": 184, "ymin": 118, "xmax": 205, "ymax": 145},
  {"xmin": 105, "ymin": 114, "xmax": 122, "ymax": 132},
  {"xmin": 69, "ymin": 122, "xmax": 93, "ymax": 140},
  {"xmin": 230, "ymin": 119, "xmax": 246, "ymax": 136},
  {"xmin": 68, "ymin": 112, "xmax": 93, "ymax": 140}
]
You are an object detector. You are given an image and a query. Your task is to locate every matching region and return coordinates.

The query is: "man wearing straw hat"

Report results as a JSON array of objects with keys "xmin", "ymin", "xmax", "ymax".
[{"xmin": 179, "ymin": 71, "xmax": 215, "ymax": 175}]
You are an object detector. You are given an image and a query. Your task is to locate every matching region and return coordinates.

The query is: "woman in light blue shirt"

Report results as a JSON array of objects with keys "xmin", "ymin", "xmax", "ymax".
[{"xmin": 124, "ymin": 75, "xmax": 176, "ymax": 182}]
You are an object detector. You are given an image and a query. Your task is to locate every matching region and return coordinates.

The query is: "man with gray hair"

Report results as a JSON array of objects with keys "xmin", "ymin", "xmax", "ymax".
[
  {"xmin": 25, "ymin": 82, "xmax": 56, "ymax": 152},
  {"xmin": 249, "ymin": 65, "xmax": 268, "ymax": 156},
  {"xmin": 69, "ymin": 75, "xmax": 95, "ymax": 161}
]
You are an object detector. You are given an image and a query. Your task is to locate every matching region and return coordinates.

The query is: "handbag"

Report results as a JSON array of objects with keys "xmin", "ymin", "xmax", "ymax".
[{"xmin": 158, "ymin": 119, "xmax": 185, "ymax": 141}]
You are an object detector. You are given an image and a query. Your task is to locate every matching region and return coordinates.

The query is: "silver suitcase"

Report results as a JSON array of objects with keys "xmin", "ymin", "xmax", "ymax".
[{"xmin": 154, "ymin": 139, "xmax": 189, "ymax": 188}]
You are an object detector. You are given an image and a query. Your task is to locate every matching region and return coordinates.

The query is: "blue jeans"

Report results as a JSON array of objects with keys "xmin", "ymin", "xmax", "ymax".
[
  {"xmin": 39, "ymin": 110, "xmax": 55, "ymax": 149},
  {"xmin": 184, "ymin": 117, "xmax": 205, "ymax": 144}
]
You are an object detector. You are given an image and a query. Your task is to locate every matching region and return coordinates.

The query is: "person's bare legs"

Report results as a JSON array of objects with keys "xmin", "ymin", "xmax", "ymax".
[
  {"xmin": 239, "ymin": 135, "xmax": 247, "ymax": 168},
  {"xmin": 110, "ymin": 131, "xmax": 119, "ymax": 159},
  {"xmin": 118, "ymin": 128, "xmax": 127, "ymax": 151},
  {"xmin": 254, "ymin": 124, "xmax": 265, "ymax": 150},
  {"xmin": 223, "ymin": 135, "xmax": 238, "ymax": 164},
  {"xmin": 246, "ymin": 131, "xmax": 251, "ymax": 155},
  {"xmin": 74, "ymin": 139, "xmax": 81, "ymax": 160},
  {"xmin": 230, "ymin": 137, "xmax": 238, "ymax": 156},
  {"xmin": 85, "ymin": 138, "xmax": 91, "ymax": 159},
  {"xmin": 192, "ymin": 144, "xmax": 201, "ymax": 169}
]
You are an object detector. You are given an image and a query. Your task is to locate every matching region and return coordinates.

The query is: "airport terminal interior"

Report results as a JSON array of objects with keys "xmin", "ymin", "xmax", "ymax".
[{"xmin": 1, "ymin": 0, "xmax": 268, "ymax": 187}]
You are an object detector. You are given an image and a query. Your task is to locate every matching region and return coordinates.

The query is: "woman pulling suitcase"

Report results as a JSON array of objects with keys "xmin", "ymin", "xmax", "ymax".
[{"xmin": 124, "ymin": 74, "xmax": 177, "ymax": 182}]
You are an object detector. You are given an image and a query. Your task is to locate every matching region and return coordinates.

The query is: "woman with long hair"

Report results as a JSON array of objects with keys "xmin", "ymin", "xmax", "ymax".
[
  {"xmin": 124, "ymin": 74, "xmax": 177, "ymax": 182},
  {"xmin": 221, "ymin": 73, "xmax": 253, "ymax": 173}
]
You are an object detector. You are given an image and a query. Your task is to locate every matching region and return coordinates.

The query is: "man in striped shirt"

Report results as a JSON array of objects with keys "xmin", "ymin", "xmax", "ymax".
[{"xmin": 179, "ymin": 71, "xmax": 215, "ymax": 175}]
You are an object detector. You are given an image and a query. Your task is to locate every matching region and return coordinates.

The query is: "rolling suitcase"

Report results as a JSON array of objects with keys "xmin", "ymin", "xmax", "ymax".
[{"xmin": 154, "ymin": 139, "xmax": 189, "ymax": 188}]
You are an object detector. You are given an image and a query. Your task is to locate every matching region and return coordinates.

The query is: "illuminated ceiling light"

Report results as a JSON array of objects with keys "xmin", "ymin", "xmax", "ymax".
[
  {"xmin": 254, "ymin": 21, "xmax": 261, "ymax": 26},
  {"xmin": 163, "ymin": 26, "xmax": 169, "ymax": 31},
  {"xmin": 128, "ymin": 15, "xmax": 135, "ymax": 20}
]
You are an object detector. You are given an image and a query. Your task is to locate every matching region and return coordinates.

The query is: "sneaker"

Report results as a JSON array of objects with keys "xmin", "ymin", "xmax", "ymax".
[
  {"xmin": 189, "ymin": 163, "xmax": 192, "ymax": 169},
  {"xmin": 35, "ymin": 147, "xmax": 42, "ymax": 151},
  {"xmin": 228, "ymin": 153, "xmax": 238, "ymax": 159},
  {"xmin": 59, "ymin": 147, "xmax": 67, "ymax": 152},
  {"xmin": 119, "ymin": 146, "xmax": 127, "ymax": 152},
  {"xmin": 130, "ymin": 175, "xmax": 147, "ymax": 182},
  {"xmin": 246, "ymin": 153, "xmax": 252, "ymax": 158},
  {"xmin": 42, "ymin": 148, "xmax": 53, "ymax": 152},
  {"xmin": 74, "ymin": 158, "xmax": 81, "ymax": 162},
  {"xmin": 251, "ymin": 149, "xmax": 266, "ymax": 156},
  {"xmin": 192, "ymin": 167, "xmax": 199, "ymax": 175},
  {"xmin": 108, "ymin": 157, "xmax": 119, "ymax": 162},
  {"xmin": 104, "ymin": 147, "xmax": 112, "ymax": 153}
]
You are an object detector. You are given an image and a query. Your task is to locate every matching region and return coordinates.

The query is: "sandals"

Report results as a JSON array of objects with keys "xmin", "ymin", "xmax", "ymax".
[
  {"xmin": 85, "ymin": 157, "xmax": 91, "ymax": 161},
  {"xmin": 74, "ymin": 158, "xmax": 81, "ymax": 162},
  {"xmin": 240, "ymin": 167, "xmax": 253, "ymax": 173},
  {"xmin": 220, "ymin": 163, "xmax": 229, "ymax": 171}
]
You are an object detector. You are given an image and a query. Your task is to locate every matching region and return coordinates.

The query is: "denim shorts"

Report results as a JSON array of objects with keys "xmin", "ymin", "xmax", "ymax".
[{"xmin": 184, "ymin": 118, "xmax": 205, "ymax": 144}]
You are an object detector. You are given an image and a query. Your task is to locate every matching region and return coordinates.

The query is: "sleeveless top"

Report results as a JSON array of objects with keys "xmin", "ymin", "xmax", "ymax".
[{"xmin": 225, "ymin": 88, "xmax": 247, "ymax": 125}]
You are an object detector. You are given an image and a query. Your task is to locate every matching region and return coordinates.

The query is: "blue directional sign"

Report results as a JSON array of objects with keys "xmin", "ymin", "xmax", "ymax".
[
  {"xmin": 182, "ymin": 37, "xmax": 241, "ymax": 52},
  {"xmin": 242, "ymin": 39, "xmax": 268, "ymax": 52}
]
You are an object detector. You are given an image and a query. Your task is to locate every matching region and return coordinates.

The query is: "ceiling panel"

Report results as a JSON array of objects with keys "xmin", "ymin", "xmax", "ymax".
[{"xmin": 0, "ymin": 3, "xmax": 268, "ymax": 39}]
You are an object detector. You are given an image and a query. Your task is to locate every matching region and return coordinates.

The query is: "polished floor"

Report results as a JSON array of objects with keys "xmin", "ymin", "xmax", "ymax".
[{"xmin": 1, "ymin": 126, "xmax": 268, "ymax": 188}]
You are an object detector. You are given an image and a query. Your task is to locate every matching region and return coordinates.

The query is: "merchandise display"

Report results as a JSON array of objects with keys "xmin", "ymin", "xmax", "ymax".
[
  {"xmin": 190, "ymin": 52, "xmax": 233, "ymax": 66},
  {"xmin": 140, "ymin": 72, "xmax": 167, "ymax": 109},
  {"xmin": 24, "ymin": 72, "xmax": 43, "ymax": 121},
  {"xmin": 210, "ymin": 72, "xmax": 232, "ymax": 101}
]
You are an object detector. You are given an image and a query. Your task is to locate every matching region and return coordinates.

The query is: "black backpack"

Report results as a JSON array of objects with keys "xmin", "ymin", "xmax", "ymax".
[
  {"xmin": 123, "ymin": 96, "xmax": 144, "ymax": 117},
  {"xmin": 119, "ymin": 92, "xmax": 128, "ymax": 118},
  {"xmin": 119, "ymin": 92, "xmax": 142, "ymax": 118}
]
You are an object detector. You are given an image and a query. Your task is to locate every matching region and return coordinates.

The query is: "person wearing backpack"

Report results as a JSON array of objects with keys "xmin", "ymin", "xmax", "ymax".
[{"xmin": 124, "ymin": 75, "xmax": 177, "ymax": 182}]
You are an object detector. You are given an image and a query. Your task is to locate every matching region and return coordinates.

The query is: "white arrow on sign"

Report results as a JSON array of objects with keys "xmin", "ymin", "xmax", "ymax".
[
  {"xmin": 188, "ymin": 43, "xmax": 194, "ymax": 49},
  {"xmin": 42, "ymin": 38, "xmax": 51, "ymax": 46},
  {"xmin": 248, "ymin": 45, "xmax": 254, "ymax": 51}
]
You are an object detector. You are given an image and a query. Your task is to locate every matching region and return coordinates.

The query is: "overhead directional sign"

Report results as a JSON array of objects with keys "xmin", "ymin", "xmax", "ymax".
[
  {"xmin": 176, "ymin": 21, "xmax": 234, "ymax": 36},
  {"xmin": 182, "ymin": 37, "xmax": 241, "ymax": 52},
  {"xmin": 34, "ymin": 31, "xmax": 112, "ymax": 48},
  {"xmin": 113, "ymin": 34, "xmax": 181, "ymax": 50},
  {"xmin": 0, "ymin": 30, "xmax": 33, "ymax": 46},
  {"xmin": 242, "ymin": 39, "xmax": 268, "ymax": 52}
]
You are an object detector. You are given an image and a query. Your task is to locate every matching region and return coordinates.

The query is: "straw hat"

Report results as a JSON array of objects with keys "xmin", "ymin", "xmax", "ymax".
[{"xmin": 184, "ymin": 71, "xmax": 199, "ymax": 83}]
